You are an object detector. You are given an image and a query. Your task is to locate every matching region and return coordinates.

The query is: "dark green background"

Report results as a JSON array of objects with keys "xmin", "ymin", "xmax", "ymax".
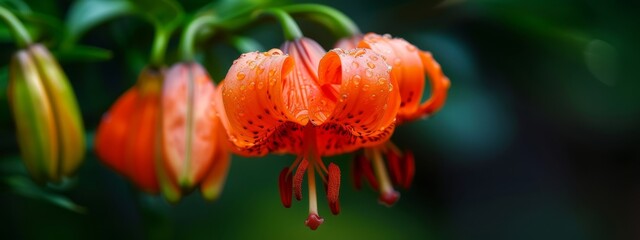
[{"xmin": 1, "ymin": 0, "xmax": 639, "ymax": 239}]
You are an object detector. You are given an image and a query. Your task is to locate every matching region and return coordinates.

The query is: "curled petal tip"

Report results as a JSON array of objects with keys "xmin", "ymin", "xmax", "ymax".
[
  {"xmin": 304, "ymin": 213, "xmax": 324, "ymax": 230},
  {"xmin": 379, "ymin": 190, "xmax": 400, "ymax": 207}
]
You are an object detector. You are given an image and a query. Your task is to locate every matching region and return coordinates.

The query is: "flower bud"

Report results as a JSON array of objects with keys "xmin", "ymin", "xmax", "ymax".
[
  {"xmin": 7, "ymin": 44, "xmax": 85, "ymax": 183},
  {"xmin": 158, "ymin": 62, "xmax": 230, "ymax": 202},
  {"xmin": 95, "ymin": 67, "xmax": 163, "ymax": 193}
]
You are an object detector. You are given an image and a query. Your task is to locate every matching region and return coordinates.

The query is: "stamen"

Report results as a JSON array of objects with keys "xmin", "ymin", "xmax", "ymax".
[
  {"xmin": 369, "ymin": 148, "xmax": 400, "ymax": 207},
  {"xmin": 361, "ymin": 152, "xmax": 380, "ymax": 190},
  {"xmin": 294, "ymin": 159, "xmax": 309, "ymax": 201},
  {"xmin": 327, "ymin": 163, "xmax": 341, "ymax": 215},
  {"xmin": 306, "ymin": 162, "xmax": 324, "ymax": 230},
  {"xmin": 386, "ymin": 150, "xmax": 402, "ymax": 186},
  {"xmin": 352, "ymin": 154, "xmax": 364, "ymax": 190},
  {"xmin": 305, "ymin": 213, "xmax": 324, "ymax": 230},
  {"xmin": 278, "ymin": 167, "xmax": 292, "ymax": 208},
  {"xmin": 402, "ymin": 150, "xmax": 415, "ymax": 189}
]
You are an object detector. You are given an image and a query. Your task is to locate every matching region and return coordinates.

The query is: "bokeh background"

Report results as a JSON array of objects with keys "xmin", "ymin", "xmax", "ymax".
[{"xmin": 1, "ymin": 0, "xmax": 639, "ymax": 239}]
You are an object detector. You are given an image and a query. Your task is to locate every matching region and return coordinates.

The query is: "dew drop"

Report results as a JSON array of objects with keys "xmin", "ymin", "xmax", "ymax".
[
  {"xmin": 370, "ymin": 94, "xmax": 377, "ymax": 100},
  {"xmin": 366, "ymin": 69, "xmax": 374, "ymax": 78},
  {"xmin": 248, "ymin": 81, "xmax": 256, "ymax": 90},
  {"xmin": 352, "ymin": 61, "xmax": 360, "ymax": 69},
  {"xmin": 352, "ymin": 74, "xmax": 362, "ymax": 85},
  {"xmin": 394, "ymin": 58, "xmax": 402, "ymax": 65},
  {"xmin": 388, "ymin": 83, "xmax": 394, "ymax": 92},
  {"xmin": 269, "ymin": 78, "xmax": 277, "ymax": 86},
  {"xmin": 363, "ymin": 84, "xmax": 370, "ymax": 91},
  {"xmin": 339, "ymin": 93, "xmax": 348, "ymax": 102},
  {"xmin": 406, "ymin": 44, "xmax": 417, "ymax": 52},
  {"xmin": 236, "ymin": 72, "xmax": 246, "ymax": 80},
  {"xmin": 382, "ymin": 34, "xmax": 392, "ymax": 39},
  {"xmin": 247, "ymin": 60, "xmax": 257, "ymax": 69},
  {"xmin": 369, "ymin": 55, "xmax": 379, "ymax": 61},
  {"xmin": 268, "ymin": 49, "xmax": 283, "ymax": 55},
  {"xmin": 378, "ymin": 77, "xmax": 386, "ymax": 85},
  {"xmin": 257, "ymin": 81, "xmax": 265, "ymax": 89},
  {"xmin": 353, "ymin": 49, "xmax": 366, "ymax": 57},
  {"xmin": 268, "ymin": 69, "xmax": 276, "ymax": 77},
  {"xmin": 240, "ymin": 85, "xmax": 246, "ymax": 91},
  {"xmin": 367, "ymin": 62, "xmax": 376, "ymax": 69},
  {"xmin": 256, "ymin": 65, "xmax": 265, "ymax": 74}
]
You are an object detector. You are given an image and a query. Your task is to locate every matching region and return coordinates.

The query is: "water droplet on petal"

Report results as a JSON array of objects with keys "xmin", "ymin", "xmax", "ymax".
[
  {"xmin": 378, "ymin": 78, "xmax": 386, "ymax": 85},
  {"xmin": 383, "ymin": 34, "xmax": 392, "ymax": 39},
  {"xmin": 366, "ymin": 69, "xmax": 374, "ymax": 78},
  {"xmin": 249, "ymin": 81, "xmax": 256, "ymax": 90},
  {"xmin": 352, "ymin": 75, "xmax": 362, "ymax": 85},
  {"xmin": 367, "ymin": 62, "xmax": 376, "ymax": 69},
  {"xmin": 247, "ymin": 60, "xmax": 257, "ymax": 69},
  {"xmin": 268, "ymin": 49, "xmax": 283, "ymax": 55},
  {"xmin": 363, "ymin": 84, "xmax": 370, "ymax": 91},
  {"xmin": 370, "ymin": 55, "xmax": 379, "ymax": 61},
  {"xmin": 237, "ymin": 72, "xmax": 246, "ymax": 80},
  {"xmin": 394, "ymin": 58, "xmax": 402, "ymax": 65},
  {"xmin": 256, "ymin": 65, "xmax": 265, "ymax": 74},
  {"xmin": 352, "ymin": 61, "xmax": 360, "ymax": 69}
]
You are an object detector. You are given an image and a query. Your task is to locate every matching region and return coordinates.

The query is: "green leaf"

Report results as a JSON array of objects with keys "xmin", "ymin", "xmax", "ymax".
[
  {"xmin": 0, "ymin": 0, "xmax": 32, "ymax": 13},
  {"xmin": 0, "ymin": 65, "xmax": 7, "ymax": 100},
  {"xmin": 54, "ymin": 45, "xmax": 112, "ymax": 62},
  {"xmin": 63, "ymin": 0, "xmax": 136, "ymax": 48},
  {"xmin": 4, "ymin": 175, "xmax": 86, "ymax": 213},
  {"xmin": 133, "ymin": 0, "xmax": 184, "ymax": 30}
]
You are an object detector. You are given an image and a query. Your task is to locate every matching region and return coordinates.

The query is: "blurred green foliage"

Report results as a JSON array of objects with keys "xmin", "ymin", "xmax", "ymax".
[{"xmin": 1, "ymin": 0, "xmax": 639, "ymax": 239}]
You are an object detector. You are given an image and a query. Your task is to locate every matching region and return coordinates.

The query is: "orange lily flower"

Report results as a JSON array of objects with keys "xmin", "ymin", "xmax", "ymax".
[
  {"xmin": 221, "ymin": 38, "xmax": 400, "ymax": 230},
  {"xmin": 95, "ymin": 63, "xmax": 231, "ymax": 201},
  {"xmin": 157, "ymin": 62, "xmax": 231, "ymax": 202},
  {"xmin": 95, "ymin": 67, "xmax": 163, "ymax": 193},
  {"xmin": 343, "ymin": 33, "xmax": 450, "ymax": 206}
]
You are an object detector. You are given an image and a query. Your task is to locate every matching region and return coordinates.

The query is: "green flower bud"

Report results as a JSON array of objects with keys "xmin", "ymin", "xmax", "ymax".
[{"xmin": 7, "ymin": 44, "xmax": 85, "ymax": 183}]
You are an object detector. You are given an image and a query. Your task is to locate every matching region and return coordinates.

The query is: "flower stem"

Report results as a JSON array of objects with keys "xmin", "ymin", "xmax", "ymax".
[
  {"xmin": 150, "ymin": 25, "xmax": 170, "ymax": 67},
  {"xmin": 259, "ymin": 8, "xmax": 302, "ymax": 41},
  {"xmin": 179, "ymin": 14, "xmax": 218, "ymax": 61},
  {"xmin": 0, "ymin": 6, "xmax": 32, "ymax": 48},
  {"xmin": 281, "ymin": 4, "xmax": 360, "ymax": 38}
]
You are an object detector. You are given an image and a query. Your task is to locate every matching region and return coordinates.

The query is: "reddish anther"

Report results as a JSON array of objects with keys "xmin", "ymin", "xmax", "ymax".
[
  {"xmin": 304, "ymin": 213, "xmax": 324, "ymax": 230},
  {"xmin": 352, "ymin": 154, "xmax": 364, "ymax": 190},
  {"xmin": 386, "ymin": 150, "xmax": 402, "ymax": 186},
  {"xmin": 293, "ymin": 159, "xmax": 309, "ymax": 201},
  {"xmin": 379, "ymin": 190, "xmax": 400, "ymax": 207},
  {"xmin": 402, "ymin": 150, "xmax": 415, "ymax": 189},
  {"xmin": 361, "ymin": 156, "xmax": 380, "ymax": 191},
  {"xmin": 327, "ymin": 163, "xmax": 341, "ymax": 215},
  {"xmin": 278, "ymin": 167, "xmax": 293, "ymax": 208}
]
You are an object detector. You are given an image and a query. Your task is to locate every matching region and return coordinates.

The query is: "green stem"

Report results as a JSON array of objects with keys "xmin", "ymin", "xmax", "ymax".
[
  {"xmin": 0, "ymin": 6, "xmax": 32, "ymax": 48},
  {"xmin": 259, "ymin": 8, "xmax": 302, "ymax": 41},
  {"xmin": 281, "ymin": 4, "xmax": 360, "ymax": 38},
  {"xmin": 179, "ymin": 14, "xmax": 218, "ymax": 61},
  {"xmin": 150, "ymin": 25, "xmax": 170, "ymax": 67}
]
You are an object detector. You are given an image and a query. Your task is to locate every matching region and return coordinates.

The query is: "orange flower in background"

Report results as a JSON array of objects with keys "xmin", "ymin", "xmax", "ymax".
[
  {"xmin": 157, "ymin": 62, "xmax": 231, "ymax": 202},
  {"xmin": 95, "ymin": 63, "xmax": 231, "ymax": 201},
  {"xmin": 95, "ymin": 67, "xmax": 163, "ymax": 193},
  {"xmin": 222, "ymin": 38, "xmax": 400, "ymax": 230},
  {"xmin": 342, "ymin": 33, "xmax": 451, "ymax": 206}
]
